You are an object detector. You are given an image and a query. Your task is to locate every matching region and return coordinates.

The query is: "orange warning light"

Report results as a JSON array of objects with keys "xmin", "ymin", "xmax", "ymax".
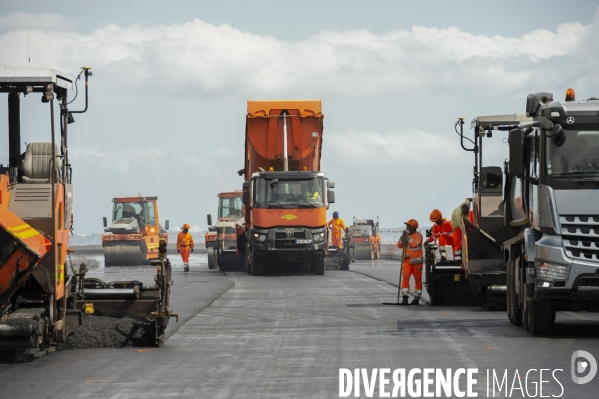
[{"xmin": 565, "ymin": 88, "xmax": 575, "ymax": 102}]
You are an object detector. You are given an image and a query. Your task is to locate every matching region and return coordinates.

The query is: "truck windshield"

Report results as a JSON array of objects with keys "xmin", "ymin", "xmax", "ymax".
[
  {"xmin": 254, "ymin": 177, "xmax": 324, "ymax": 208},
  {"xmin": 219, "ymin": 196, "xmax": 243, "ymax": 218},
  {"xmin": 546, "ymin": 130, "xmax": 599, "ymax": 177}
]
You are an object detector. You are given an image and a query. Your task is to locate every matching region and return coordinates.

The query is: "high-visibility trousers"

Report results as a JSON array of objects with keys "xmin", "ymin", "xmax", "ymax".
[
  {"xmin": 401, "ymin": 258, "xmax": 423, "ymax": 298},
  {"xmin": 331, "ymin": 232, "xmax": 343, "ymax": 248},
  {"xmin": 451, "ymin": 228, "xmax": 462, "ymax": 253},
  {"xmin": 179, "ymin": 246, "xmax": 191, "ymax": 263}
]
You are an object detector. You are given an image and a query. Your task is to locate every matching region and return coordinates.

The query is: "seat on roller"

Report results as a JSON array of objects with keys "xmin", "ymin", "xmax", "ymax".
[{"xmin": 22, "ymin": 142, "xmax": 62, "ymax": 183}]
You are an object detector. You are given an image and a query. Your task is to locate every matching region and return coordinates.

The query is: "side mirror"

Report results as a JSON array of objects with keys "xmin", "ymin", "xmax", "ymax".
[
  {"xmin": 508, "ymin": 129, "xmax": 524, "ymax": 177},
  {"xmin": 242, "ymin": 190, "xmax": 250, "ymax": 204},
  {"xmin": 207, "ymin": 214, "xmax": 213, "ymax": 226},
  {"xmin": 327, "ymin": 190, "xmax": 335, "ymax": 204},
  {"xmin": 242, "ymin": 181, "xmax": 250, "ymax": 189},
  {"xmin": 165, "ymin": 220, "xmax": 169, "ymax": 230},
  {"xmin": 328, "ymin": 181, "xmax": 335, "ymax": 189},
  {"xmin": 103, "ymin": 217, "xmax": 107, "ymax": 228}
]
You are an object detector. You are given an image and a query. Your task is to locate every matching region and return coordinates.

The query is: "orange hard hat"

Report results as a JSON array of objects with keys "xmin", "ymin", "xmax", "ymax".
[
  {"xmin": 429, "ymin": 209, "xmax": 442, "ymax": 222},
  {"xmin": 182, "ymin": 223, "xmax": 190, "ymax": 229},
  {"xmin": 404, "ymin": 219, "xmax": 419, "ymax": 229}
]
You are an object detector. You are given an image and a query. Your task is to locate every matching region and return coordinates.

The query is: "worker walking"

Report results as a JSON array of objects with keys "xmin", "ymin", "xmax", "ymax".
[
  {"xmin": 396, "ymin": 219, "xmax": 424, "ymax": 305},
  {"xmin": 426, "ymin": 209, "xmax": 453, "ymax": 262},
  {"xmin": 328, "ymin": 211, "xmax": 348, "ymax": 248},
  {"xmin": 176, "ymin": 223, "xmax": 194, "ymax": 272},
  {"xmin": 450, "ymin": 199, "xmax": 472, "ymax": 263}
]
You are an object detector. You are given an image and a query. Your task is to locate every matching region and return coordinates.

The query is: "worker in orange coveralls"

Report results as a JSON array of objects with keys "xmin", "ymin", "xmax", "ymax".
[
  {"xmin": 426, "ymin": 209, "xmax": 453, "ymax": 262},
  {"xmin": 328, "ymin": 211, "xmax": 348, "ymax": 248},
  {"xmin": 450, "ymin": 199, "xmax": 472, "ymax": 263},
  {"xmin": 177, "ymin": 223, "xmax": 194, "ymax": 272},
  {"xmin": 396, "ymin": 219, "xmax": 424, "ymax": 305}
]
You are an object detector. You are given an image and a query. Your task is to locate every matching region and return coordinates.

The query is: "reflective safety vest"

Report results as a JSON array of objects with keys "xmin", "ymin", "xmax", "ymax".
[
  {"xmin": 397, "ymin": 231, "xmax": 424, "ymax": 264},
  {"xmin": 305, "ymin": 191, "xmax": 320, "ymax": 200},
  {"xmin": 427, "ymin": 218, "xmax": 452, "ymax": 246},
  {"xmin": 177, "ymin": 232, "xmax": 194, "ymax": 249}
]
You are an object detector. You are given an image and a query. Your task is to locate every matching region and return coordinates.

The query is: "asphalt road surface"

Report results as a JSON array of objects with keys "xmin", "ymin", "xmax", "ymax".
[{"xmin": 1, "ymin": 256, "xmax": 598, "ymax": 398}]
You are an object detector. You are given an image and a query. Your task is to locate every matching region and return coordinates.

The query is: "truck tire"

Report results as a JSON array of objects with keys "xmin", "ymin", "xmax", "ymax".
[
  {"xmin": 507, "ymin": 259, "xmax": 522, "ymax": 326},
  {"xmin": 245, "ymin": 244, "xmax": 252, "ymax": 274},
  {"xmin": 527, "ymin": 298, "xmax": 553, "ymax": 335},
  {"xmin": 312, "ymin": 257, "xmax": 325, "ymax": 275},
  {"xmin": 207, "ymin": 247, "xmax": 218, "ymax": 269},
  {"xmin": 252, "ymin": 255, "xmax": 264, "ymax": 276}
]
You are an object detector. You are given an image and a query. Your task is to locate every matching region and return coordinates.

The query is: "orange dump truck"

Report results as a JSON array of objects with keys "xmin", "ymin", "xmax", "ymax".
[
  {"xmin": 205, "ymin": 191, "xmax": 245, "ymax": 271},
  {"xmin": 241, "ymin": 100, "xmax": 336, "ymax": 275},
  {"xmin": 102, "ymin": 196, "xmax": 169, "ymax": 266}
]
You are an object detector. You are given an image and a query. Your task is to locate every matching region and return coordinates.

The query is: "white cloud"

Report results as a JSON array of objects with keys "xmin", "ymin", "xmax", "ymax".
[
  {"xmin": 70, "ymin": 147, "xmax": 164, "ymax": 175},
  {"xmin": 0, "ymin": 9, "xmax": 597, "ymax": 99},
  {"xmin": 329, "ymin": 128, "xmax": 460, "ymax": 164}
]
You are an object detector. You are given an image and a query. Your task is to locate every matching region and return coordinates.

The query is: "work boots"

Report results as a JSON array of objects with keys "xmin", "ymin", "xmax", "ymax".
[
  {"xmin": 184, "ymin": 263, "xmax": 189, "ymax": 272},
  {"xmin": 411, "ymin": 298, "xmax": 420, "ymax": 305},
  {"xmin": 401, "ymin": 296, "xmax": 409, "ymax": 305}
]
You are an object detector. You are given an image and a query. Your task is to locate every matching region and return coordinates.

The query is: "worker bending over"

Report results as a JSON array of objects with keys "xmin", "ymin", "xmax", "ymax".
[
  {"xmin": 450, "ymin": 199, "xmax": 473, "ymax": 263},
  {"xmin": 328, "ymin": 211, "xmax": 348, "ymax": 248},
  {"xmin": 396, "ymin": 219, "xmax": 424, "ymax": 305},
  {"xmin": 426, "ymin": 209, "xmax": 453, "ymax": 262},
  {"xmin": 177, "ymin": 223, "xmax": 194, "ymax": 272}
]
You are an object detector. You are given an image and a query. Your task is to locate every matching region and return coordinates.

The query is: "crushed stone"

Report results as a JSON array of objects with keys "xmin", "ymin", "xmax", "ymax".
[{"xmin": 56, "ymin": 314, "xmax": 156, "ymax": 350}]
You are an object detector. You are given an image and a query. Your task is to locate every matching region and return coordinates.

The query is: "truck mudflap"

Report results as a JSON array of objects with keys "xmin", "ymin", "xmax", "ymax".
[{"xmin": 0, "ymin": 206, "xmax": 51, "ymax": 317}]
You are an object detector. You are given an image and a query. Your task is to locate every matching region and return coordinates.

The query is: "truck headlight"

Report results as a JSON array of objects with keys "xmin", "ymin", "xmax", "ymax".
[
  {"xmin": 313, "ymin": 234, "xmax": 322, "ymax": 242},
  {"xmin": 254, "ymin": 233, "xmax": 266, "ymax": 242},
  {"xmin": 535, "ymin": 260, "xmax": 570, "ymax": 281}
]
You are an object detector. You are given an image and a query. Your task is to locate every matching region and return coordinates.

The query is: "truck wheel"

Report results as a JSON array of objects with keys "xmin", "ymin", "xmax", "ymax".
[
  {"xmin": 245, "ymin": 244, "xmax": 252, "ymax": 274},
  {"xmin": 207, "ymin": 247, "xmax": 218, "ymax": 270},
  {"xmin": 507, "ymin": 259, "xmax": 522, "ymax": 325},
  {"xmin": 313, "ymin": 258, "xmax": 325, "ymax": 275},
  {"xmin": 527, "ymin": 298, "xmax": 553, "ymax": 335},
  {"xmin": 252, "ymin": 255, "xmax": 264, "ymax": 276}
]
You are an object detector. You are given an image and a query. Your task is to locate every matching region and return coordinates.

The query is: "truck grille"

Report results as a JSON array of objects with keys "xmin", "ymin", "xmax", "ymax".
[
  {"xmin": 275, "ymin": 229, "xmax": 307, "ymax": 249},
  {"xmin": 560, "ymin": 216, "xmax": 599, "ymax": 262}
]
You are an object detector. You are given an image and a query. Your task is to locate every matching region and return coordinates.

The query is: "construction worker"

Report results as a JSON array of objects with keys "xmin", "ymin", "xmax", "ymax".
[
  {"xmin": 450, "ymin": 199, "xmax": 472, "ymax": 263},
  {"xmin": 328, "ymin": 211, "xmax": 348, "ymax": 248},
  {"xmin": 176, "ymin": 223, "xmax": 194, "ymax": 272},
  {"xmin": 425, "ymin": 209, "xmax": 453, "ymax": 262},
  {"xmin": 396, "ymin": 219, "xmax": 424, "ymax": 305}
]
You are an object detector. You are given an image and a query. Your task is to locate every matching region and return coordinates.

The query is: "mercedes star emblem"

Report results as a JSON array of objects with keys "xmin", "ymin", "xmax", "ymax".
[{"xmin": 566, "ymin": 116, "xmax": 575, "ymax": 124}]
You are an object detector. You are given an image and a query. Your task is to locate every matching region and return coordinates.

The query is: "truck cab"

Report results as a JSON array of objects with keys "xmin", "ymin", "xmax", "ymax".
[
  {"xmin": 243, "ymin": 170, "xmax": 334, "ymax": 275},
  {"xmin": 503, "ymin": 90, "xmax": 599, "ymax": 334}
]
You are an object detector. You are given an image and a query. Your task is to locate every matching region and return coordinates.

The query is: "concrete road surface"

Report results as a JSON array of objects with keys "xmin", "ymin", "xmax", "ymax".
[{"xmin": 1, "ymin": 256, "xmax": 598, "ymax": 398}]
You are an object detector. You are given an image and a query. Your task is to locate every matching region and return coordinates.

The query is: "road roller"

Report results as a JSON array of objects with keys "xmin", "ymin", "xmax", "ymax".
[{"xmin": 102, "ymin": 196, "xmax": 169, "ymax": 266}]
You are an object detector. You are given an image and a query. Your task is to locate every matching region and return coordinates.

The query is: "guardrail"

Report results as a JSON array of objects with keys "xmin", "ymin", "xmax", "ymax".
[
  {"xmin": 69, "ymin": 233, "xmax": 207, "ymax": 246},
  {"xmin": 379, "ymin": 228, "xmax": 426, "ymax": 244}
]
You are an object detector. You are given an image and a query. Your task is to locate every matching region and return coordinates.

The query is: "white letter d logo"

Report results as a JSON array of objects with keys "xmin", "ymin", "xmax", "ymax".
[{"xmin": 571, "ymin": 350, "xmax": 597, "ymax": 385}]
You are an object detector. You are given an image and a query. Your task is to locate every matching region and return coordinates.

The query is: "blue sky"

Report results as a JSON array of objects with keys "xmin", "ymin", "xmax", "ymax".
[{"xmin": 1, "ymin": 1, "xmax": 598, "ymax": 233}]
